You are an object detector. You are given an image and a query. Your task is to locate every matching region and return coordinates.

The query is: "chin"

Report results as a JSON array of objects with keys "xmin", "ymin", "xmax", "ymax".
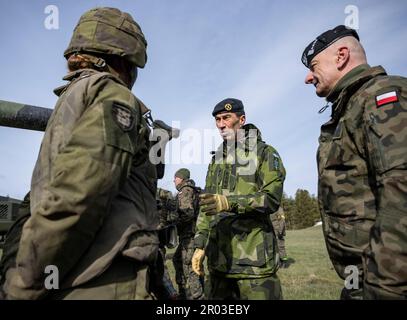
[
  {"xmin": 221, "ymin": 135, "xmax": 234, "ymax": 141},
  {"xmin": 316, "ymin": 88, "xmax": 328, "ymax": 98}
]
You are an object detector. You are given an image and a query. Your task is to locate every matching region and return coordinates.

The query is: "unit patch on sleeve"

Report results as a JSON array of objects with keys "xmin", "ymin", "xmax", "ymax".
[{"xmin": 112, "ymin": 103, "xmax": 135, "ymax": 131}]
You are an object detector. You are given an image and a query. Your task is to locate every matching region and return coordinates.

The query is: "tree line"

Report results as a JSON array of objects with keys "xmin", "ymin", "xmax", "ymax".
[{"xmin": 281, "ymin": 189, "xmax": 321, "ymax": 230}]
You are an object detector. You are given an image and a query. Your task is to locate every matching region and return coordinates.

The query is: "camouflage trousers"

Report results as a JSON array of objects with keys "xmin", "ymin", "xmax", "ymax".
[
  {"xmin": 208, "ymin": 273, "xmax": 282, "ymax": 300},
  {"xmin": 50, "ymin": 256, "xmax": 154, "ymax": 300},
  {"xmin": 276, "ymin": 236, "xmax": 287, "ymax": 259},
  {"xmin": 172, "ymin": 237, "xmax": 204, "ymax": 300}
]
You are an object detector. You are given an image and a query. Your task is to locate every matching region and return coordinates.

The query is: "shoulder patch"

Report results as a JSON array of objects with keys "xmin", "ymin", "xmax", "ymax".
[
  {"xmin": 112, "ymin": 103, "xmax": 135, "ymax": 131},
  {"xmin": 375, "ymin": 90, "xmax": 398, "ymax": 108},
  {"xmin": 272, "ymin": 152, "xmax": 280, "ymax": 170}
]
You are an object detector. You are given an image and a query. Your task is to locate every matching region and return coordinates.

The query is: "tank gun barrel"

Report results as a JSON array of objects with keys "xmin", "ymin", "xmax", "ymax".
[{"xmin": 0, "ymin": 100, "xmax": 52, "ymax": 132}]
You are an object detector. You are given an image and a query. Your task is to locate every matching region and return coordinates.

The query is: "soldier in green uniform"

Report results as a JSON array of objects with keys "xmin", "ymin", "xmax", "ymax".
[
  {"xmin": 172, "ymin": 168, "xmax": 204, "ymax": 300},
  {"xmin": 2, "ymin": 7, "xmax": 160, "ymax": 300},
  {"xmin": 302, "ymin": 25, "xmax": 407, "ymax": 299},
  {"xmin": 192, "ymin": 98, "xmax": 286, "ymax": 300}
]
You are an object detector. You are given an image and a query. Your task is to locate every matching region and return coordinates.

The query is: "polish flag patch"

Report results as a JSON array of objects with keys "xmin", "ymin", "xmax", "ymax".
[{"xmin": 375, "ymin": 91, "xmax": 398, "ymax": 107}]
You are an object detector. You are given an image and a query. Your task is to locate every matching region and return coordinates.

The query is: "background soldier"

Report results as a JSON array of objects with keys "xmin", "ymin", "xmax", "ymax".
[
  {"xmin": 2, "ymin": 7, "xmax": 160, "ymax": 300},
  {"xmin": 192, "ymin": 98, "xmax": 286, "ymax": 300},
  {"xmin": 302, "ymin": 25, "xmax": 407, "ymax": 299},
  {"xmin": 172, "ymin": 168, "xmax": 204, "ymax": 300},
  {"xmin": 156, "ymin": 188, "xmax": 178, "ymax": 300},
  {"xmin": 271, "ymin": 207, "xmax": 289, "ymax": 268},
  {"xmin": 157, "ymin": 187, "xmax": 176, "ymax": 230}
]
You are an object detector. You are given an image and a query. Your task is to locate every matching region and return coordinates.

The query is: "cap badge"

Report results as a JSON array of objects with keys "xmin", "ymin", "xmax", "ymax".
[{"xmin": 224, "ymin": 103, "xmax": 232, "ymax": 111}]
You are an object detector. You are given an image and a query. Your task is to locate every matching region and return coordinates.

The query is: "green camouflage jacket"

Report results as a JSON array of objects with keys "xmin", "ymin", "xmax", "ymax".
[
  {"xmin": 175, "ymin": 179, "xmax": 199, "ymax": 240},
  {"xmin": 318, "ymin": 64, "xmax": 407, "ymax": 299},
  {"xmin": 3, "ymin": 69, "xmax": 159, "ymax": 299},
  {"xmin": 195, "ymin": 124, "xmax": 286, "ymax": 278},
  {"xmin": 156, "ymin": 187, "xmax": 175, "ymax": 229}
]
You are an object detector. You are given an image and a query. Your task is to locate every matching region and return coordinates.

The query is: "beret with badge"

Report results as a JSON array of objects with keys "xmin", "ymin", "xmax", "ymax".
[
  {"xmin": 301, "ymin": 25, "xmax": 359, "ymax": 68},
  {"xmin": 212, "ymin": 98, "xmax": 246, "ymax": 117}
]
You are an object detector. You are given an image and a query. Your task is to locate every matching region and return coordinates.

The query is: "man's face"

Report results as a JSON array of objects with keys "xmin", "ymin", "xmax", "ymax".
[
  {"xmin": 174, "ymin": 176, "xmax": 183, "ymax": 188},
  {"xmin": 215, "ymin": 112, "xmax": 246, "ymax": 141},
  {"xmin": 304, "ymin": 49, "xmax": 340, "ymax": 97}
]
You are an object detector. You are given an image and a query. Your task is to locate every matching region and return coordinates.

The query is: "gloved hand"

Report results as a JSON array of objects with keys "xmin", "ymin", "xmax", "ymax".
[
  {"xmin": 192, "ymin": 248, "xmax": 205, "ymax": 276},
  {"xmin": 199, "ymin": 193, "xmax": 230, "ymax": 216}
]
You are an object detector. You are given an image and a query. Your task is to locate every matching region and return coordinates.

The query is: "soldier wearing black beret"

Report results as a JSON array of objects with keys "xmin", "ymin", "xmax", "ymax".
[
  {"xmin": 211, "ymin": 98, "xmax": 246, "ymax": 117},
  {"xmin": 302, "ymin": 25, "xmax": 407, "ymax": 300},
  {"xmin": 210, "ymin": 98, "xmax": 246, "ymax": 141},
  {"xmin": 192, "ymin": 97, "xmax": 286, "ymax": 300}
]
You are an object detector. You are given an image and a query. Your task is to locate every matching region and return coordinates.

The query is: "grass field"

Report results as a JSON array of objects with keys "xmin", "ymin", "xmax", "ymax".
[
  {"xmin": 277, "ymin": 226, "xmax": 343, "ymax": 299},
  {"xmin": 0, "ymin": 226, "xmax": 343, "ymax": 300},
  {"xmin": 165, "ymin": 225, "xmax": 343, "ymax": 300}
]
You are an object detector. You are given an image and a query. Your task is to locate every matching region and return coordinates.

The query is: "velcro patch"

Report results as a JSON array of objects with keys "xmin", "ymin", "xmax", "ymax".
[
  {"xmin": 272, "ymin": 153, "xmax": 280, "ymax": 170},
  {"xmin": 112, "ymin": 103, "xmax": 135, "ymax": 131},
  {"xmin": 375, "ymin": 91, "xmax": 398, "ymax": 107}
]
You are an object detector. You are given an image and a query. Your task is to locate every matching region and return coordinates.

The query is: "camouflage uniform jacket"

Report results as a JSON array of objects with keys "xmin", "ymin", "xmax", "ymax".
[
  {"xmin": 318, "ymin": 64, "xmax": 407, "ymax": 299},
  {"xmin": 195, "ymin": 124, "xmax": 286, "ymax": 278},
  {"xmin": 157, "ymin": 188, "xmax": 175, "ymax": 229},
  {"xmin": 4, "ymin": 69, "xmax": 159, "ymax": 299},
  {"xmin": 175, "ymin": 179, "xmax": 199, "ymax": 240}
]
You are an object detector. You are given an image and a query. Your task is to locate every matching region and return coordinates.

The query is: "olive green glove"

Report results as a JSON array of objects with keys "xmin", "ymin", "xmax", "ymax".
[
  {"xmin": 192, "ymin": 248, "xmax": 205, "ymax": 276},
  {"xmin": 199, "ymin": 193, "xmax": 230, "ymax": 216}
]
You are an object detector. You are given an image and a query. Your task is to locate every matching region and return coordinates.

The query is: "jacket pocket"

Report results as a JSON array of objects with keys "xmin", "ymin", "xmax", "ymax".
[
  {"xmin": 365, "ymin": 114, "xmax": 388, "ymax": 174},
  {"xmin": 326, "ymin": 215, "xmax": 373, "ymax": 251}
]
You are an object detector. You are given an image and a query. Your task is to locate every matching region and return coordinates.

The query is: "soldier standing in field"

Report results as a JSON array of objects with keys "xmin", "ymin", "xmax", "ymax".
[
  {"xmin": 271, "ymin": 207, "xmax": 289, "ymax": 268},
  {"xmin": 302, "ymin": 25, "xmax": 407, "ymax": 299},
  {"xmin": 192, "ymin": 98, "xmax": 286, "ymax": 300},
  {"xmin": 2, "ymin": 7, "xmax": 161, "ymax": 300},
  {"xmin": 172, "ymin": 168, "xmax": 204, "ymax": 300}
]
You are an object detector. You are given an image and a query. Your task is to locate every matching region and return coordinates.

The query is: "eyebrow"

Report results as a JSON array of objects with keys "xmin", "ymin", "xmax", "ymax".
[{"xmin": 215, "ymin": 114, "xmax": 231, "ymax": 120}]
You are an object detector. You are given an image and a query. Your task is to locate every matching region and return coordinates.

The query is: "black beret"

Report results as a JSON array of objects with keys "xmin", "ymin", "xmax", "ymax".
[
  {"xmin": 212, "ymin": 98, "xmax": 245, "ymax": 117},
  {"xmin": 301, "ymin": 25, "xmax": 359, "ymax": 68}
]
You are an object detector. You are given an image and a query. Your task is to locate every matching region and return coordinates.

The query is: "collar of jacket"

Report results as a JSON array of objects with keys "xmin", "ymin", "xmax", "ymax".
[
  {"xmin": 176, "ymin": 179, "xmax": 195, "ymax": 191},
  {"xmin": 326, "ymin": 65, "xmax": 387, "ymax": 121},
  {"xmin": 53, "ymin": 68, "xmax": 127, "ymax": 97}
]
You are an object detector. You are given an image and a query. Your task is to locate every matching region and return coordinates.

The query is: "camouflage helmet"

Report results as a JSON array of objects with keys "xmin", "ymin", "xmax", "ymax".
[{"xmin": 64, "ymin": 7, "xmax": 147, "ymax": 68}]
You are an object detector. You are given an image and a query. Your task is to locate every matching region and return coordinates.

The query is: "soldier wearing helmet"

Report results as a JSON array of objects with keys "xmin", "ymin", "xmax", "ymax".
[{"xmin": 2, "ymin": 7, "xmax": 160, "ymax": 300}]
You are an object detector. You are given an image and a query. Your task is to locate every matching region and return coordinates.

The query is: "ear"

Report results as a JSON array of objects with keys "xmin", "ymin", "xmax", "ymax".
[
  {"xmin": 336, "ymin": 46, "xmax": 350, "ymax": 70},
  {"xmin": 239, "ymin": 114, "xmax": 246, "ymax": 126}
]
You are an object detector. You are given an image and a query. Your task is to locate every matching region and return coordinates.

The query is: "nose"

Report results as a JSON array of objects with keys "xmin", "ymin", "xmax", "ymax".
[
  {"xmin": 305, "ymin": 71, "xmax": 314, "ymax": 84},
  {"xmin": 217, "ymin": 119, "xmax": 226, "ymax": 129}
]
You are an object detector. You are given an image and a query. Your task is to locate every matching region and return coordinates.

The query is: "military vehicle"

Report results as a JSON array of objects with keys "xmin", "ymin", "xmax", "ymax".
[
  {"xmin": 0, "ymin": 100, "xmax": 52, "ymax": 131},
  {"xmin": 0, "ymin": 196, "xmax": 21, "ymax": 246}
]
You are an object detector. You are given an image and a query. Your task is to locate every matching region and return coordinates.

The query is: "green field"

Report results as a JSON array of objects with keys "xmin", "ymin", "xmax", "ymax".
[
  {"xmin": 165, "ymin": 225, "xmax": 343, "ymax": 300},
  {"xmin": 277, "ymin": 226, "xmax": 343, "ymax": 299},
  {"xmin": 0, "ymin": 226, "xmax": 343, "ymax": 300}
]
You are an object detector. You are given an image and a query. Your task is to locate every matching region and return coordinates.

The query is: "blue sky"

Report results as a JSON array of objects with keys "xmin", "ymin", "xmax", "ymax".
[{"xmin": 0, "ymin": 0, "xmax": 406, "ymax": 199}]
